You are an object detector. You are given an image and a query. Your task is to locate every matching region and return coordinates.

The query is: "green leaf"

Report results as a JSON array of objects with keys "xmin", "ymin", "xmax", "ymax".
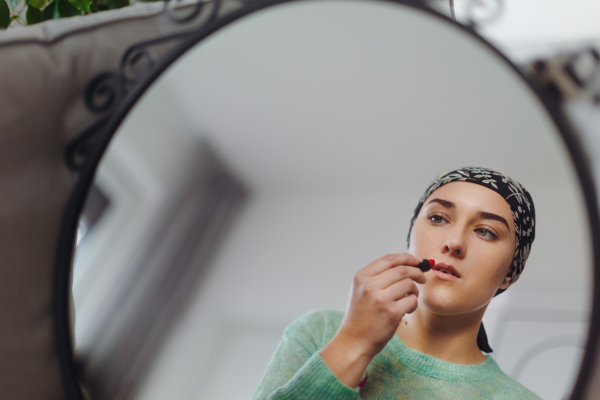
[
  {"xmin": 42, "ymin": 0, "xmax": 57, "ymax": 19},
  {"xmin": 27, "ymin": 0, "xmax": 46, "ymax": 10},
  {"xmin": 0, "ymin": 0, "xmax": 10, "ymax": 28},
  {"xmin": 26, "ymin": 4, "xmax": 43, "ymax": 23},
  {"xmin": 68, "ymin": 0, "xmax": 90, "ymax": 12},
  {"xmin": 57, "ymin": 0, "xmax": 80, "ymax": 17},
  {"xmin": 107, "ymin": 0, "xmax": 127, "ymax": 9}
]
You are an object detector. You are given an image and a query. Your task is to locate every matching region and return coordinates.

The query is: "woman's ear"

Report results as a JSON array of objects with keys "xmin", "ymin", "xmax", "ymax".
[{"xmin": 499, "ymin": 275, "xmax": 512, "ymax": 290}]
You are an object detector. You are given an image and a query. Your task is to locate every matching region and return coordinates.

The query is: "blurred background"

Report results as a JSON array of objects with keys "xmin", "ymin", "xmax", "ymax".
[{"xmin": 70, "ymin": 1, "xmax": 599, "ymax": 399}]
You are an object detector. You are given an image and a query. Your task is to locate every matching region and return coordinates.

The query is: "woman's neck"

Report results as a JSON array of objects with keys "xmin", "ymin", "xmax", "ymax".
[{"xmin": 395, "ymin": 306, "xmax": 487, "ymax": 365}]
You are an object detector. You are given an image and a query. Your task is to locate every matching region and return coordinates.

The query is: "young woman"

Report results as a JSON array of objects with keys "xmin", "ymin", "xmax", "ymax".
[{"xmin": 253, "ymin": 167, "xmax": 540, "ymax": 399}]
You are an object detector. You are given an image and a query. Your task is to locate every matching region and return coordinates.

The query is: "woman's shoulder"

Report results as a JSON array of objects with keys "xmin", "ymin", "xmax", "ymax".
[
  {"xmin": 485, "ymin": 357, "xmax": 542, "ymax": 399},
  {"xmin": 492, "ymin": 378, "xmax": 542, "ymax": 399},
  {"xmin": 283, "ymin": 309, "xmax": 344, "ymax": 350},
  {"xmin": 285, "ymin": 309, "xmax": 345, "ymax": 335}
]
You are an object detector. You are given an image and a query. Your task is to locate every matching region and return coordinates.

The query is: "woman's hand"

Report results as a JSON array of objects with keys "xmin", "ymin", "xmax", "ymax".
[
  {"xmin": 320, "ymin": 253, "xmax": 427, "ymax": 388},
  {"xmin": 340, "ymin": 253, "xmax": 427, "ymax": 354}
]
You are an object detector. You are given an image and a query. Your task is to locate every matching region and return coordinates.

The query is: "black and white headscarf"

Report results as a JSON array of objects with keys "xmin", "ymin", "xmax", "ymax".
[
  {"xmin": 406, "ymin": 167, "xmax": 536, "ymax": 352},
  {"xmin": 407, "ymin": 167, "xmax": 536, "ymax": 290}
]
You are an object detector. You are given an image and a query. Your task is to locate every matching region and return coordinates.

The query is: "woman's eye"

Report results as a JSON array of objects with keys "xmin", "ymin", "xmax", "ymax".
[
  {"xmin": 476, "ymin": 228, "xmax": 497, "ymax": 240},
  {"xmin": 429, "ymin": 214, "xmax": 445, "ymax": 224}
]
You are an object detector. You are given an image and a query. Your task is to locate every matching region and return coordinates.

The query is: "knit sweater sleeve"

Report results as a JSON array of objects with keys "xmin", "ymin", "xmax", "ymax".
[{"xmin": 252, "ymin": 310, "xmax": 360, "ymax": 400}]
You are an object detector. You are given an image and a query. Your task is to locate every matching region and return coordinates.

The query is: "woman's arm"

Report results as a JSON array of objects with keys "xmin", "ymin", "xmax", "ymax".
[
  {"xmin": 253, "ymin": 253, "xmax": 426, "ymax": 398},
  {"xmin": 321, "ymin": 253, "xmax": 426, "ymax": 387}
]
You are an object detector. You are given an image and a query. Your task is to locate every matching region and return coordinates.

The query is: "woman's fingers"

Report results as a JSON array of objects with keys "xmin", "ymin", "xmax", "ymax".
[
  {"xmin": 333, "ymin": 254, "xmax": 429, "ymax": 363},
  {"xmin": 394, "ymin": 293, "xmax": 419, "ymax": 315},
  {"xmin": 381, "ymin": 277, "xmax": 419, "ymax": 302},
  {"xmin": 361, "ymin": 253, "xmax": 421, "ymax": 277},
  {"xmin": 372, "ymin": 265, "xmax": 426, "ymax": 290}
]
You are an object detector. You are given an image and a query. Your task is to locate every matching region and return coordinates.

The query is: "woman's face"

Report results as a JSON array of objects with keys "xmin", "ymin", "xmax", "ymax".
[{"xmin": 409, "ymin": 181, "xmax": 515, "ymax": 317}]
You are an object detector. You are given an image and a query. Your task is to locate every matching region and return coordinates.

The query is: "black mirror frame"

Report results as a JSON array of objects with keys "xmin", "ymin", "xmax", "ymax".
[{"xmin": 54, "ymin": 0, "xmax": 600, "ymax": 398}]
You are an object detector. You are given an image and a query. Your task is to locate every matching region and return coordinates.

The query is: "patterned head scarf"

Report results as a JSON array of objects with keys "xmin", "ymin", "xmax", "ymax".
[{"xmin": 406, "ymin": 167, "xmax": 536, "ymax": 352}]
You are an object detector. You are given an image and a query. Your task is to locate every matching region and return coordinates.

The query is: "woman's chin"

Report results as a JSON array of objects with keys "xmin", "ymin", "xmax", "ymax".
[
  {"xmin": 418, "ymin": 286, "xmax": 491, "ymax": 317},
  {"xmin": 418, "ymin": 289, "xmax": 465, "ymax": 315}
]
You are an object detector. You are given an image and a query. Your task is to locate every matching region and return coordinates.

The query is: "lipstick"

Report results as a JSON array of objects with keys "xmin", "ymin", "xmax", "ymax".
[{"xmin": 415, "ymin": 259, "xmax": 435, "ymax": 272}]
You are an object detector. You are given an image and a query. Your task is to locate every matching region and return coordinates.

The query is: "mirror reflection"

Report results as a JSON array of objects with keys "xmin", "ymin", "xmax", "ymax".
[{"xmin": 71, "ymin": 2, "xmax": 592, "ymax": 399}]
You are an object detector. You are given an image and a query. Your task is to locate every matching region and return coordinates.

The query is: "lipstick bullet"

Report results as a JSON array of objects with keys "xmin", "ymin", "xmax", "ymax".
[{"xmin": 415, "ymin": 259, "xmax": 435, "ymax": 272}]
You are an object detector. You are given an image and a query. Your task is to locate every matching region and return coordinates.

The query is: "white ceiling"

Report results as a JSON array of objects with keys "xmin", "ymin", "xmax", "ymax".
[{"xmin": 142, "ymin": 0, "xmax": 577, "ymax": 194}]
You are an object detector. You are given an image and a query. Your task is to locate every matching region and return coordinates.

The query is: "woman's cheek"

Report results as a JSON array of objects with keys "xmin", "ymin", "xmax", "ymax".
[{"xmin": 468, "ymin": 268, "xmax": 505, "ymax": 306}]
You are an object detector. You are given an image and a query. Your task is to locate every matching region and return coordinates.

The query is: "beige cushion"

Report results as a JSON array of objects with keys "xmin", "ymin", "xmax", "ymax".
[{"xmin": 0, "ymin": 2, "xmax": 231, "ymax": 397}]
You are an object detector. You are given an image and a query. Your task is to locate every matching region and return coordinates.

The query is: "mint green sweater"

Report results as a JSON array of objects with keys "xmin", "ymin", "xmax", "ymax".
[{"xmin": 252, "ymin": 310, "xmax": 541, "ymax": 399}]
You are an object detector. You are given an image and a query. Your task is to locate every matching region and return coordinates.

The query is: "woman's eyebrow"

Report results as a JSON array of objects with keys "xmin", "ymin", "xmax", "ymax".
[
  {"xmin": 479, "ymin": 211, "xmax": 511, "ymax": 233},
  {"xmin": 426, "ymin": 198, "xmax": 511, "ymax": 233},
  {"xmin": 425, "ymin": 198, "xmax": 454, "ymax": 208}
]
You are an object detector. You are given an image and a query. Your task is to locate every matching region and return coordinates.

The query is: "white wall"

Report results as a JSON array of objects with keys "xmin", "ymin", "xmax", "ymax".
[
  {"xmin": 133, "ymin": 182, "xmax": 591, "ymax": 400},
  {"xmin": 72, "ymin": 78, "xmax": 200, "ymax": 348}
]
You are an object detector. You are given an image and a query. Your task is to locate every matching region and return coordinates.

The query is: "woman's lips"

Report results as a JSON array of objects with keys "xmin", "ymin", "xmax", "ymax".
[{"xmin": 430, "ymin": 262, "xmax": 460, "ymax": 280}]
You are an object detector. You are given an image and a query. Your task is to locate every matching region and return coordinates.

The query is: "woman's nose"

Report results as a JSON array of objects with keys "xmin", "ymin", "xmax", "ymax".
[{"xmin": 442, "ymin": 239, "xmax": 466, "ymax": 259}]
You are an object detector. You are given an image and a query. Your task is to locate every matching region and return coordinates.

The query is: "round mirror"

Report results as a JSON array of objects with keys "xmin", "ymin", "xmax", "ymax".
[{"xmin": 70, "ymin": 1, "xmax": 593, "ymax": 399}]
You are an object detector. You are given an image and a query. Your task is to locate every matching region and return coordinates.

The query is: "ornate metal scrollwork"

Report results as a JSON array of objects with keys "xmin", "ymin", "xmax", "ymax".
[
  {"xmin": 422, "ymin": 0, "xmax": 505, "ymax": 27},
  {"xmin": 84, "ymin": 72, "xmax": 123, "ymax": 114},
  {"xmin": 464, "ymin": 0, "xmax": 504, "ymax": 28},
  {"xmin": 526, "ymin": 46, "xmax": 600, "ymax": 107},
  {"xmin": 64, "ymin": 0, "xmax": 227, "ymax": 171},
  {"xmin": 564, "ymin": 48, "xmax": 600, "ymax": 104},
  {"xmin": 164, "ymin": 0, "xmax": 219, "ymax": 23}
]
